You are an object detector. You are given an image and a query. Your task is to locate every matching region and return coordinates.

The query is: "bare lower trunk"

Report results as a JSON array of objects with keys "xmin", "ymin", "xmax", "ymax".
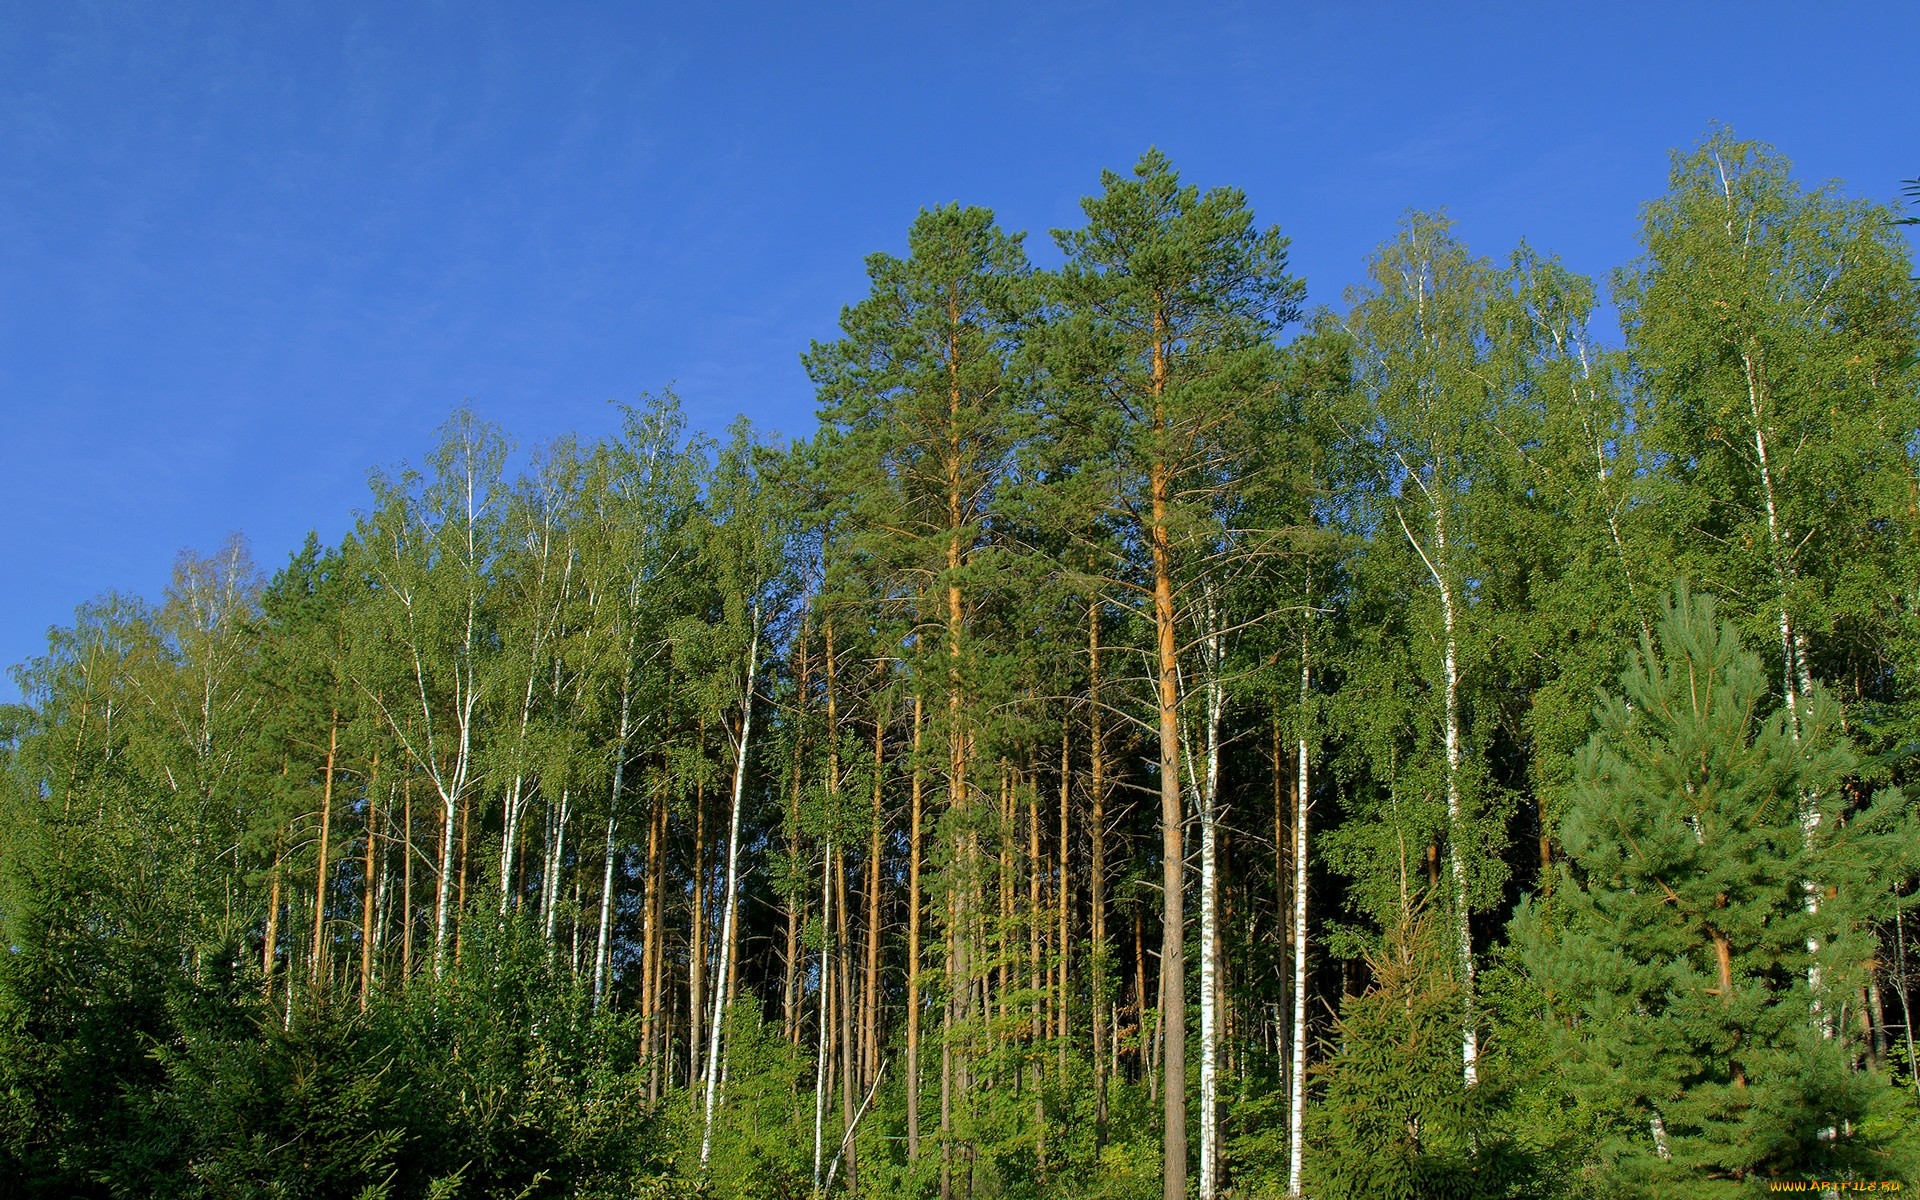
[
  {"xmin": 1196, "ymin": 593, "xmax": 1224, "ymax": 1200},
  {"xmin": 311, "ymin": 712, "xmax": 339, "ymax": 989},
  {"xmin": 863, "ymin": 704, "xmax": 886, "ymax": 1089},
  {"xmin": 1403, "ymin": 500, "xmax": 1477, "ymax": 1085},
  {"xmin": 543, "ymin": 789, "xmax": 570, "ymax": 944},
  {"xmin": 593, "ymin": 685, "xmax": 634, "ymax": 1011},
  {"xmin": 360, "ymin": 758, "xmax": 380, "ymax": 1010},
  {"xmin": 1150, "ymin": 465, "xmax": 1188, "ymax": 1200},
  {"xmin": 401, "ymin": 781, "xmax": 413, "ymax": 980},
  {"xmin": 813, "ymin": 837, "xmax": 834, "ymax": 1196},
  {"xmin": 264, "ymin": 839, "xmax": 284, "ymax": 995},
  {"xmin": 1089, "ymin": 600, "xmax": 1110, "ymax": 1145},
  {"xmin": 701, "ymin": 614, "xmax": 758, "ymax": 1168},
  {"xmin": 1288, "ymin": 627, "xmax": 1311, "ymax": 1196},
  {"xmin": 907, "ymin": 694, "xmax": 925, "ymax": 1159},
  {"xmin": 433, "ymin": 789, "xmax": 455, "ymax": 978},
  {"xmin": 690, "ymin": 733, "xmax": 708, "ymax": 1083}
]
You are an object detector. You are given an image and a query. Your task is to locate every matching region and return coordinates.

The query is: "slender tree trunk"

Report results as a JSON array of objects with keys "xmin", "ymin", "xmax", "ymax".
[
  {"xmin": 264, "ymin": 837, "xmax": 284, "ymax": 995},
  {"xmin": 434, "ymin": 784, "xmax": 455, "ymax": 978},
  {"xmin": 454, "ymin": 790, "xmax": 471, "ymax": 965},
  {"xmin": 543, "ymin": 789, "xmax": 570, "ymax": 944},
  {"xmin": 702, "ymin": 612, "xmax": 759, "ymax": 1168},
  {"xmin": 690, "ymin": 721, "xmax": 709, "ymax": 1084},
  {"xmin": 1089, "ymin": 600, "xmax": 1110, "ymax": 1145},
  {"xmin": 1402, "ymin": 498, "xmax": 1477, "ymax": 1085},
  {"xmin": 640, "ymin": 778, "xmax": 663, "ymax": 1073},
  {"xmin": 1196, "ymin": 594, "xmax": 1224, "ymax": 1200},
  {"xmin": 594, "ymin": 683, "xmax": 634, "ymax": 1011},
  {"xmin": 907, "ymin": 692, "xmax": 925, "ymax": 1159},
  {"xmin": 862, "ymin": 701, "xmax": 886, "ymax": 1090},
  {"xmin": 1288, "ymin": 625, "xmax": 1311, "ymax": 1197},
  {"xmin": 941, "ymin": 863, "xmax": 956, "ymax": 1200},
  {"xmin": 785, "ymin": 618, "xmax": 811, "ymax": 1044},
  {"xmin": 836, "ymin": 841, "xmax": 856, "ymax": 1189},
  {"xmin": 402, "ymin": 779, "xmax": 414, "ymax": 981},
  {"xmin": 1029, "ymin": 757, "xmax": 1047, "ymax": 1176},
  {"xmin": 1057, "ymin": 719, "xmax": 1071, "ymax": 1071},
  {"xmin": 311, "ymin": 711, "xmax": 339, "ymax": 988},
  {"xmin": 360, "ymin": 754, "xmax": 380, "ymax": 1010},
  {"xmin": 1438, "ymin": 532, "xmax": 1477, "ymax": 1085},
  {"xmin": 813, "ymin": 836, "xmax": 834, "ymax": 1197},
  {"xmin": 593, "ymin": 808, "xmax": 618, "ymax": 1008},
  {"xmin": 647, "ymin": 780, "xmax": 669, "ymax": 1097},
  {"xmin": 1150, "ymin": 463, "xmax": 1188, "ymax": 1200}
]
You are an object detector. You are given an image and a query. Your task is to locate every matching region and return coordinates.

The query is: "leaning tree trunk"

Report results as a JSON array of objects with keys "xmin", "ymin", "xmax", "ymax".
[{"xmin": 701, "ymin": 609, "xmax": 758, "ymax": 1168}]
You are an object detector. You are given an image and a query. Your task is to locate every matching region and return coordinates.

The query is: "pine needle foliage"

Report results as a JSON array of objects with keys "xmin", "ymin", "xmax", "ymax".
[{"xmin": 1517, "ymin": 582, "xmax": 1920, "ymax": 1195}]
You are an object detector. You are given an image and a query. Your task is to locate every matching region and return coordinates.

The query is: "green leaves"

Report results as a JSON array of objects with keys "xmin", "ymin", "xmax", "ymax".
[{"xmin": 1523, "ymin": 582, "xmax": 1919, "ymax": 1192}]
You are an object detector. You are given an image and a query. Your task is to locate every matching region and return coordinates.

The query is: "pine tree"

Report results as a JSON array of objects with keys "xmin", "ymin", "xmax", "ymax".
[{"xmin": 1517, "ymin": 582, "xmax": 1919, "ymax": 1193}]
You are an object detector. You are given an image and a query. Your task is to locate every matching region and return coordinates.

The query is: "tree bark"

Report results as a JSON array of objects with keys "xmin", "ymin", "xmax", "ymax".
[
  {"xmin": 1196, "ymin": 594, "xmax": 1224, "ymax": 1200},
  {"xmin": 310, "ymin": 710, "xmax": 339, "ymax": 989},
  {"xmin": 701, "ymin": 611, "xmax": 759, "ymax": 1168},
  {"xmin": 1150, "ymin": 467, "xmax": 1188, "ymax": 1200},
  {"xmin": 862, "ymin": 699, "xmax": 887, "ymax": 1090},
  {"xmin": 907, "ymin": 692, "xmax": 925, "ymax": 1160},
  {"xmin": 402, "ymin": 778, "xmax": 414, "ymax": 981},
  {"xmin": 593, "ymin": 682, "xmax": 634, "ymax": 1011},
  {"xmin": 1288, "ymin": 626, "xmax": 1311, "ymax": 1197},
  {"xmin": 360, "ymin": 754, "xmax": 380, "ymax": 1010},
  {"xmin": 690, "ymin": 720, "xmax": 708, "ymax": 1085},
  {"xmin": 1089, "ymin": 600, "xmax": 1110, "ymax": 1144}
]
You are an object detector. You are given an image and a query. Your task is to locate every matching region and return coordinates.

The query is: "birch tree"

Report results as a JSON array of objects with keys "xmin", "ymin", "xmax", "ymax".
[
  {"xmin": 355, "ymin": 407, "xmax": 507, "ymax": 978},
  {"xmin": 1344, "ymin": 213, "xmax": 1501, "ymax": 1084}
]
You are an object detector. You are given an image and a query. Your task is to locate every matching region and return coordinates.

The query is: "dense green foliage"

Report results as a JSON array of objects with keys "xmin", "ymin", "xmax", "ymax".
[{"xmin": 4, "ymin": 129, "xmax": 1919, "ymax": 1199}]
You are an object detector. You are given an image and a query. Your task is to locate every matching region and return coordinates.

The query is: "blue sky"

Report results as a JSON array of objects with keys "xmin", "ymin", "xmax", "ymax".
[{"xmin": 4, "ymin": 2, "xmax": 1915, "ymax": 700}]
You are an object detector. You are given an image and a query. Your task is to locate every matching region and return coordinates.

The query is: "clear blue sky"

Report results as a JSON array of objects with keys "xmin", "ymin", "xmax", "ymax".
[{"xmin": 4, "ymin": 2, "xmax": 1915, "ymax": 701}]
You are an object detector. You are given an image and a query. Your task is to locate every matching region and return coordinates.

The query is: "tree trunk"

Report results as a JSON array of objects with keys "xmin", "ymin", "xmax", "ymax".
[
  {"xmin": 402, "ymin": 779, "xmax": 414, "ymax": 981},
  {"xmin": 1089, "ymin": 600, "xmax": 1110, "ymax": 1145},
  {"xmin": 543, "ymin": 788, "xmax": 570, "ymax": 944},
  {"xmin": 1402, "ymin": 498, "xmax": 1477, "ymax": 1085},
  {"xmin": 1288, "ymin": 626, "xmax": 1311, "ymax": 1198},
  {"xmin": 310, "ymin": 710, "xmax": 339, "ymax": 989},
  {"xmin": 454, "ymin": 789, "xmax": 471, "ymax": 965},
  {"xmin": 784, "ymin": 617, "xmax": 810, "ymax": 1045},
  {"xmin": 1149, "ymin": 458, "xmax": 1188, "ymax": 1200},
  {"xmin": 862, "ymin": 701, "xmax": 887, "ymax": 1090},
  {"xmin": 702, "ymin": 611, "xmax": 759, "ymax": 1168},
  {"xmin": 640, "ymin": 778, "xmax": 663, "ymax": 1073},
  {"xmin": 690, "ymin": 721, "xmax": 708, "ymax": 1085},
  {"xmin": 360, "ymin": 754, "xmax": 380, "ymax": 1010},
  {"xmin": 264, "ymin": 836, "xmax": 284, "ymax": 996},
  {"xmin": 813, "ymin": 836, "xmax": 834, "ymax": 1196},
  {"xmin": 907, "ymin": 692, "xmax": 925, "ymax": 1160},
  {"xmin": 1197, "ymin": 595, "xmax": 1224, "ymax": 1200},
  {"xmin": 593, "ymin": 683, "xmax": 634, "ymax": 1011},
  {"xmin": 1057, "ymin": 719, "xmax": 1071, "ymax": 1071},
  {"xmin": 434, "ymin": 783, "xmax": 455, "ymax": 978}
]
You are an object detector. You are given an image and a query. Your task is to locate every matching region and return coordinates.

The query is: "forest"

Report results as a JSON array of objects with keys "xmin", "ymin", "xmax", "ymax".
[{"xmin": 3, "ymin": 128, "xmax": 1919, "ymax": 1200}]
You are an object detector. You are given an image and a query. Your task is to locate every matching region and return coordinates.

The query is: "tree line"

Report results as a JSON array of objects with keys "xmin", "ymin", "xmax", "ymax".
[{"xmin": 4, "ymin": 129, "xmax": 1919, "ymax": 1199}]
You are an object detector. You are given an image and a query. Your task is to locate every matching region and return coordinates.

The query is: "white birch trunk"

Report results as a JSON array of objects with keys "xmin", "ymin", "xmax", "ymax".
[
  {"xmin": 1437, "ymin": 520, "xmax": 1478, "ymax": 1086},
  {"xmin": 544, "ymin": 789, "xmax": 571, "ymax": 943},
  {"xmin": 1196, "ymin": 591, "xmax": 1225, "ymax": 1200},
  {"xmin": 1745, "ymin": 351, "xmax": 1829, "ymax": 1031},
  {"xmin": 1398, "ymin": 496, "xmax": 1477, "ymax": 1085},
  {"xmin": 1288, "ymin": 623, "xmax": 1310, "ymax": 1197},
  {"xmin": 702, "ymin": 607, "xmax": 760, "ymax": 1168},
  {"xmin": 592, "ymin": 683, "xmax": 634, "ymax": 1010}
]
